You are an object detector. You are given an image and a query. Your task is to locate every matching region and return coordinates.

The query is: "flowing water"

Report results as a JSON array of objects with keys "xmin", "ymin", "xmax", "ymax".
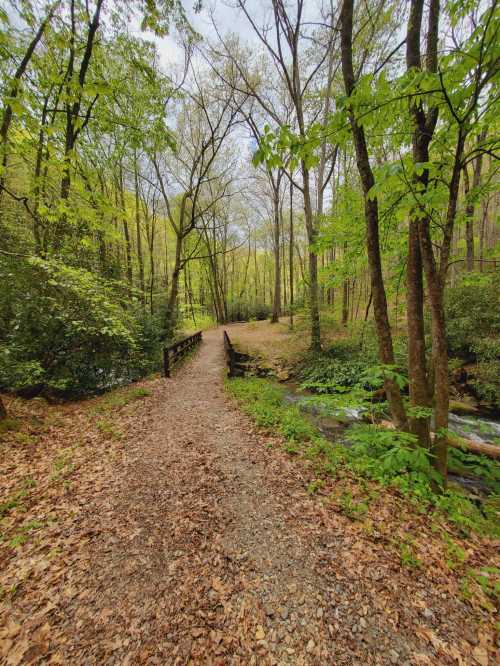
[{"xmin": 283, "ymin": 387, "xmax": 499, "ymax": 498}]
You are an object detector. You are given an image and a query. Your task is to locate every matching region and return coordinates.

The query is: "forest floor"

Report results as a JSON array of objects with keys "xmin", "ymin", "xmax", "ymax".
[{"xmin": 0, "ymin": 326, "xmax": 498, "ymax": 665}]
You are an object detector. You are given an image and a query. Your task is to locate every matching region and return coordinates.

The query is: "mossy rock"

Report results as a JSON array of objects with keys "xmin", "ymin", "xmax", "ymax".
[{"xmin": 449, "ymin": 399, "xmax": 479, "ymax": 415}]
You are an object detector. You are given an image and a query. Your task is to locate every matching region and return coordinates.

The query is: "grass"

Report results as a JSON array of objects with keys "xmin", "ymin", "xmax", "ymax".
[
  {"xmin": 51, "ymin": 448, "xmax": 76, "ymax": 481},
  {"xmin": 9, "ymin": 519, "xmax": 44, "ymax": 549},
  {"xmin": 0, "ymin": 417, "xmax": 21, "ymax": 437},
  {"xmin": 96, "ymin": 419, "xmax": 122, "ymax": 440},
  {"xmin": 225, "ymin": 376, "xmax": 499, "ymax": 539},
  {"xmin": 0, "ymin": 488, "xmax": 29, "ymax": 519},
  {"xmin": 91, "ymin": 386, "xmax": 151, "ymax": 414}
]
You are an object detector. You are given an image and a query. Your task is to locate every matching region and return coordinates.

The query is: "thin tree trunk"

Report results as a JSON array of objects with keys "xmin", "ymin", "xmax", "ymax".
[
  {"xmin": 271, "ymin": 172, "xmax": 281, "ymax": 323},
  {"xmin": 134, "ymin": 154, "xmax": 145, "ymax": 307},
  {"xmin": 289, "ymin": 179, "xmax": 294, "ymax": 329},
  {"xmin": 302, "ymin": 164, "xmax": 321, "ymax": 350},
  {"xmin": 118, "ymin": 167, "xmax": 133, "ymax": 290},
  {"xmin": 0, "ymin": 2, "xmax": 58, "ymax": 203},
  {"xmin": 463, "ymin": 130, "xmax": 486, "ymax": 271}
]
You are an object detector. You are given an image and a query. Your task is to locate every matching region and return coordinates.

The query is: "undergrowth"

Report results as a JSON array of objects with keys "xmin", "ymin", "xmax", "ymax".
[{"xmin": 226, "ymin": 376, "xmax": 499, "ymax": 539}]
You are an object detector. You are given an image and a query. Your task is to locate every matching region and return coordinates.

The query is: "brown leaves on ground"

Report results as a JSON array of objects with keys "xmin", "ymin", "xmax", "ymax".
[{"xmin": 0, "ymin": 328, "xmax": 498, "ymax": 665}]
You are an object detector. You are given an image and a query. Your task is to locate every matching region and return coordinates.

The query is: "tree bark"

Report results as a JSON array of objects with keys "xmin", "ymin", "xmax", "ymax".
[
  {"xmin": 0, "ymin": 1, "xmax": 58, "ymax": 203},
  {"xmin": 302, "ymin": 163, "xmax": 322, "ymax": 350},
  {"xmin": 289, "ymin": 179, "xmax": 294, "ymax": 329},
  {"xmin": 463, "ymin": 130, "xmax": 486, "ymax": 271},
  {"xmin": 405, "ymin": 0, "xmax": 438, "ymax": 450},
  {"xmin": 340, "ymin": 0, "xmax": 407, "ymax": 428},
  {"xmin": 118, "ymin": 167, "xmax": 133, "ymax": 290},
  {"xmin": 271, "ymin": 170, "xmax": 282, "ymax": 323},
  {"xmin": 134, "ymin": 154, "xmax": 146, "ymax": 307}
]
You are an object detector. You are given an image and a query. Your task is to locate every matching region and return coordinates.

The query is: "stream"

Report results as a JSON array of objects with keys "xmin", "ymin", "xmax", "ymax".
[{"xmin": 283, "ymin": 386, "xmax": 499, "ymax": 498}]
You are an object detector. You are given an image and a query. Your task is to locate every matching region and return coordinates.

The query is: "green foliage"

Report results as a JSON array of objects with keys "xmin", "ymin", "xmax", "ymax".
[
  {"xmin": 226, "ymin": 378, "xmax": 339, "ymax": 464},
  {"xmin": 298, "ymin": 336, "xmax": 407, "ymax": 397},
  {"xmin": 227, "ymin": 376, "xmax": 498, "ymax": 537},
  {"xmin": 51, "ymin": 449, "xmax": 75, "ymax": 481},
  {"xmin": 91, "ymin": 386, "xmax": 151, "ymax": 413},
  {"xmin": 444, "ymin": 272, "xmax": 500, "ymax": 406},
  {"xmin": 345, "ymin": 424, "xmax": 442, "ymax": 492},
  {"xmin": 279, "ymin": 409, "xmax": 317, "ymax": 442},
  {"xmin": 96, "ymin": 419, "xmax": 123, "ymax": 440},
  {"xmin": 226, "ymin": 300, "xmax": 272, "ymax": 322},
  {"xmin": 0, "ymin": 488, "xmax": 28, "ymax": 519},
  {"xmin": 448, "ymin": 446, "xmax": 500, "ymax": 494},
  {"xmin": 398, "ymin": 539, "xmax": 422, "ymax": 569},
  {"xmin": 338, "ymin": 491, "xmax": 369, "ymax": 520},
  {"xmin": 0, "ymin": 417, "xmax": 21, "ymax": 436},
  {"xmin": 471, "ymin": 360, "xmax": 500, "ymax": 408},
  {"xmin": 307, "ymin": 478, "xmax": 325, "ymax": 495},
  {"xmin": 8, "ymin": 519, "xmax": 44, "ymax": 549},
  {"xmin": 468, "ymin": 567, "xmax": 500, "ymax": 603},
  {"xmin": 445, "ymin": 271, "xmax": 500, "ymax": 358},
  {"xmin": 442, "ymin": 533, "xmax": 467, "ymax": 570},
  {"xmin": 299, "ymin": 357, "xmax": 368, "ymax": 393},
  {"xmin": 0, "ymin": 257, "xmax": 163, "ymax": 397}
]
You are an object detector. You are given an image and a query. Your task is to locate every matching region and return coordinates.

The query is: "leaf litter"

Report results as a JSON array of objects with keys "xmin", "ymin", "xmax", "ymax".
[{"xmin": 0, "ymin": 327, "xmax": 498, "ymax": 665}]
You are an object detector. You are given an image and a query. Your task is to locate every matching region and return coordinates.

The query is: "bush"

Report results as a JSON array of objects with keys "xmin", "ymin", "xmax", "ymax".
[
  {"xmin": 472, "ymin": 361, "xmax": 500, "ymax": 407},
  {"xmin": 225, "ymin": 300, "xmax": 272, "ymax": 322},
  {"xmin": 299, "ymin": 357, "xmax": 369, "ymax": 393},
  {"xmin": 445, "ymin": 271, "xmax": 500, "ymax": 358},
  {"xmin": 0, "ymin": 257, "xmax": 163, "ymax": 397}
]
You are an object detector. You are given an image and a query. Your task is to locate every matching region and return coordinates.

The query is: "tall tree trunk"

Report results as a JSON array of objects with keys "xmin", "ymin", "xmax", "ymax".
[
  {"xmin": 134, "ymin": 155, "xmax": 145, "ymax": 307},
  {"xmin": 166, "ymin": 233, "xmax": 183, "ymax": 340},
  {"xmin": 463, "ymin": 130, "xmax": 486, "ymax": 271},
  {"xmin": 341, "ymin": 0, "xmax": 407, "ymax": 428},
  {"xmin": 342, "ymin": 243, "xmax": 349, "ymax": 326},
  {"xmin": 405, "ymin": 0, "xmax": 439, "ymax": 450},
  {"xmin": 419, "ymin": 128, "xmax": 466, "ymax": 484},
  {"xmin": 302, "ymin": 164, "xmax": 321, "ymax": 350},
  {"xmin": 289, "ymin": 179, "xmax": 294, "ymax": 329},
  {"xmin": 118, "ymin": 167, "xmax": 133, "ymax": 290},
  {"xmin": 271, "ymin": 175, "xmax": 281, "ymax": 323},
  {"xmin": 479, "ymin": 198, "xmax": 489, "ymax": 272},
  {"xmin": 55, "ymin": 0, "xmax": 103, "ymax": 251},
  {"xmin": 407, "ymin": 220, "xmax": 432, "ymax": 447}
]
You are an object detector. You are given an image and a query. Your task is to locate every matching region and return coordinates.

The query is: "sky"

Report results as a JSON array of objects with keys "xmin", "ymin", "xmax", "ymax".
[{"xmin": 133, "ymin": 0, "xmax": 262, "ymax": 69}]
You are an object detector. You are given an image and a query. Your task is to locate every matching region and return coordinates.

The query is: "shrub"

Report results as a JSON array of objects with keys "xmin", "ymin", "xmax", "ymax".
[
  {"xmin": 0, "ymin": 257, "xmax": 163, "ymax": 397},
  {"xmin": 445, "ymin": 271, "xmax": 500, "ymax": 358},
  {"xmin": 298, "ymin": 356, "xmax": 369, "ymax": 393}
]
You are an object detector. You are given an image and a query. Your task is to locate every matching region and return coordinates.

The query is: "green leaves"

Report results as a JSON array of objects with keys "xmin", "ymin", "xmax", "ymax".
[
  {"xmin": 252, "ymin": 123, "xmax": 320, "ymax": 172},
  {"xmin": 0, "ymin": 257, "xmax": 163, "ymax": 397}
]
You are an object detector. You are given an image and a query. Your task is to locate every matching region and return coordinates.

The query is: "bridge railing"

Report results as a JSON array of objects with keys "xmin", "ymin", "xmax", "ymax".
[
  {"xmin": 223, "ymin": 330, "xmax": 251, "ymax": 378},
  {"xmin": 163, "ymin": 331, "xmax": 202, "ymax": 377}
]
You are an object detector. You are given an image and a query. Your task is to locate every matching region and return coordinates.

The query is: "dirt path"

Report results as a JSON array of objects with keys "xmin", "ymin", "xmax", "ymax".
[{"xmin": 2, "ymin": 328, "xmax": 491, "ymax": 665}]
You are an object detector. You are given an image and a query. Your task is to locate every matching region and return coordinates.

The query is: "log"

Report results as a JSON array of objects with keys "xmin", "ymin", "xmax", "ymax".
[
  {"xmin": 447, "ymin": 433, "xmax": 500, "ymax": 460},
  {"xmin": 379, "ymin": 420, "xmax": 500, "ymax": 459}
]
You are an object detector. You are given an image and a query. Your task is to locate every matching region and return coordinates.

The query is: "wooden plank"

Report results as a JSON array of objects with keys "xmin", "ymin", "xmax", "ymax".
[{"xmin": 163, "ymin": 331, "xmax": 203, "ymax": 377}]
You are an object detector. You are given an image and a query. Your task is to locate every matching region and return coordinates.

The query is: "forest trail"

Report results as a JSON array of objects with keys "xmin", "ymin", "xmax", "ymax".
[
  {"xmin": 54, "ymin": 326, "xmax": 348, "ymax": 665},
  {"xmin": 2, "ymin": 328, "xmax": 487, "ymax": 666}
]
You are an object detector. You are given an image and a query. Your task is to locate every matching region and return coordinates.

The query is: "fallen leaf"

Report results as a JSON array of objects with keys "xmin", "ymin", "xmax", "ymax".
[
  {"xmin": 255, "ymin": 625, "xmax": 265, "ymax": 641},
  {"xmin": 472, "ymin": 646, "xmax": 489, "ymax": 666}
]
